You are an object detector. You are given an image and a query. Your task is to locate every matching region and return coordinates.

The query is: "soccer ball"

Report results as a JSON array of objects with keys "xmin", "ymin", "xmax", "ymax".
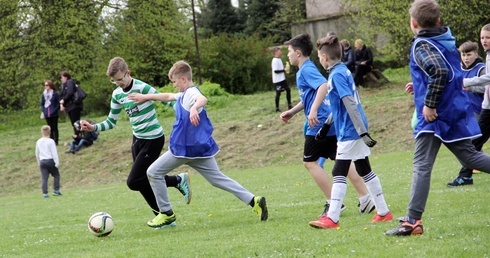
[{"xmin": 87, "ymin": 212, "xmax": 114, "ymax": 237}]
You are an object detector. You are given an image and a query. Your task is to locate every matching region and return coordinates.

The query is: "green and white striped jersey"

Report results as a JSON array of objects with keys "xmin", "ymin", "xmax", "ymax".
[{"xmin": 94, "ymin": 79, "xmax": 164, "ymax": 139}]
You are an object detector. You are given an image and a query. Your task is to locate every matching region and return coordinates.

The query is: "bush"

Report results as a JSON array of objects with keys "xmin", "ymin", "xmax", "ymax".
[{"xmin": 198, "ymin": 34, "xmax": 273, "ymax": 94}]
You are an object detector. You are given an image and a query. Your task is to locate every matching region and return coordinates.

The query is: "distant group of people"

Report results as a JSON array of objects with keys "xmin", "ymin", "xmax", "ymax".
[{"xmin": 36, "ymin": 71, "xmax": 93, "ymax": 197}]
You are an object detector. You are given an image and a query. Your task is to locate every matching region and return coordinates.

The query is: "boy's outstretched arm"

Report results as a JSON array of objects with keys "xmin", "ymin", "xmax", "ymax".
[
  {"xmin": 128, "ymin": 93, "xmax": 175, "ymax": 104},
  {"xmin": 464, "ymin": 73, "xmax": 490, "ymax": 88},
  {"xmin": 342, "ymin": 95, "xmax": 376, "ymax": 147}
]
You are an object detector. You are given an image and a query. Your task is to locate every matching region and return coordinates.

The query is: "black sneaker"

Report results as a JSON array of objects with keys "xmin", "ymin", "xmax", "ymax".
[
  {"xmin": 447, "ymin": 176, "xmax": 473, "ymax": 187},
  {"xmin": 319, "ymin": 203, "xmax": 346, "ymax": 217},
  {"xmin": 385, "ymin": 216, "xmax": 423, "ymax": 236}
]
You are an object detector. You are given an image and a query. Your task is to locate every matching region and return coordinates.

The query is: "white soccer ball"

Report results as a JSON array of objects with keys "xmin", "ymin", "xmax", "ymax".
[{"xmin": 88, "ymin": 212, "xmax": 114, "ymax": 237}]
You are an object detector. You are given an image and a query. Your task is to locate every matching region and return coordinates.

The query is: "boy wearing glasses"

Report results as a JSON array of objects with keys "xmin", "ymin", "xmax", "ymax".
[{"xmin": 80, "ymin": 57, "xmax": 191, "ymax": 223}]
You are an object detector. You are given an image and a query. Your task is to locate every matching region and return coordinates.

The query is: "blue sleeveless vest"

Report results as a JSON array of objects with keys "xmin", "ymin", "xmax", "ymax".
[
  {"xmin": 410, "ymin": 36, "xmax": 480, "ymax": 142},
  {"xmin": 462, "ymin": 63, "xmax": 485, "ymax": 115},
  {"xmin": 169, "ymin": 87, "xmax": 219, "ymax": 158}
]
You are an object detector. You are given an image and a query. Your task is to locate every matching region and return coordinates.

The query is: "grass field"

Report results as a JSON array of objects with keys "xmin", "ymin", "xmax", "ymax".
[
  {"xmin": 1, "ymin": 149, "xmax": 489, "ymax": 257},
  {"xmin": 1, "ymin": 68, "xmax": 489, "ymax": 257}
]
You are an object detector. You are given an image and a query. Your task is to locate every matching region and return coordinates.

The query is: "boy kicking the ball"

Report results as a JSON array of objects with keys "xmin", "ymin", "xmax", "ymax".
[
  {"xmin": 128, "ymin": 60, "xmax": 268, "ymax": 229},
  {"xmin": 80, "ymin": 57, "xmax": 191, "ymax": 219}
]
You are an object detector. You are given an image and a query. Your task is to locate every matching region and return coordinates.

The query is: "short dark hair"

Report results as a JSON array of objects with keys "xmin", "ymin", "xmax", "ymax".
[
  {"xmin": 458, "ymin": 41, "xmax": 479, "ymax": 53},
  {"xmin": 61, "ymin": 71, "xmax": 71, "ymax": 79},
  {"xmin": 284, "ymin": 34, "xmax": 313, "ymax": 57},
  {"xmin": 409, "ymin": 0, "xmax": 440, "ymax": 28},
  {"xmin": 317, "ymin": 34, "xmax": 342, "ymax": 60}
]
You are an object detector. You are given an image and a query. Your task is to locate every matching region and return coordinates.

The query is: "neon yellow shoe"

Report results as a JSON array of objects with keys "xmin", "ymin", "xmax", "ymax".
[
  {"xmin": 252, "ymin": 196, "xmax": 268, "ymax": 221},
  {"xmin": 147, "ymin": 213, "xmax": 177, "ymax": 228}
]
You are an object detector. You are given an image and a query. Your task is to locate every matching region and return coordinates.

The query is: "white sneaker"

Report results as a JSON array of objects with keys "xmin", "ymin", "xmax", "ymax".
[{"xmin": 358, "ymin": 198, "xmax": 375, "ymax": 214}]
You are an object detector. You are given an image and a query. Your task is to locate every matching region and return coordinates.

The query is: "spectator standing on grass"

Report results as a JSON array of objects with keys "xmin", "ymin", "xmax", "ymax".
[
  {"xmin": 129, "ymin": 60, "xmax": 268, "ymax": 229},
  {"xmin": 59, "ymin": 71, "xmax": 83, "ymax": 135},
  {"xmin": 40, "ymin": 79, "xmax": 60, "ymax": 145},
  {"xmin": 35, "ymin": 125, "xmax": 62, "ymax": 198},
  {"xmin": 271, "ymin": 46, "xmax": 293, "ymax": 112},
  {"xmin": 79, "ymin": 57, "xmax": 191, "ymax": 222},
  {"xmin": 386, "ymin": 0, "xmax": 490, "ymax": 237},
  {"xmin": 354, "ymin": 39, "xmax": 373, "ymax": 86}
]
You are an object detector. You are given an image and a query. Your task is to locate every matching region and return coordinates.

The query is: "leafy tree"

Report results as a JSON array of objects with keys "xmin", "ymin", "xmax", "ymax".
[
  {"xmin": 243, "ymin": 0, "xmax": 280, "ymax": 38},
  {"xmin": 201, "ymin": 0, "xmax": 241, "ymax": 36},
  {"xmin": 340, "ymin": 0, "xmax": 490, "ymax": 65},
  {"xmin": 104, "ymin": 0, "xmax": 192, "ymax": 88},
  {"xmin": 0, "ymin": 1, "xmax": 24, "ymax": 111},
  {"xmin": 199, "ymin": 34, "xmax": 273, "ymax": 94},
  {"xmin": 264, "ymin": 0, "xmax": 306, "ymax": 44},
  {"xmin": 0, "ymin": 0, "xmax": 107, "ymax": 112}
]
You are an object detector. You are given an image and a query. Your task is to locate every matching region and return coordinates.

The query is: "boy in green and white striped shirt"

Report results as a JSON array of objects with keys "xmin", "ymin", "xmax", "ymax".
[{"xmin": 81, "ymin": 57, "xmax": 191, "ymax": 222}]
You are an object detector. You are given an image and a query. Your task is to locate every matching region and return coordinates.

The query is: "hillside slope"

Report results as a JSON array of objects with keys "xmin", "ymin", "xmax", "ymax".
[{"xmin": 0, "ymin": 83, "xmax": 414, "ymax": 196}]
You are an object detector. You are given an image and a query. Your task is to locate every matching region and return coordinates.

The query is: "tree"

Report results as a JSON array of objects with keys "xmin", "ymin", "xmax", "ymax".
[
  {"xmin": 0, "ymin": 1, "xmax": 24, "ymax": 110},
  {"xmin": 104, "ymin": 0, "xmax": 192, "ymax": 88},
  {"xmin": 200, "ymin": 0, "xmax": 241, "ymax": 36},
  {"xmin": 243, "ymin": 0, "xmax": 280, "ymax": 38},
  {"xmin": 0, "ymin": 0, "xmax": 108, "ymax": 112},
  {"xmin": 263, "ymin": 0, "xmax": 306, "ymax": 44}
]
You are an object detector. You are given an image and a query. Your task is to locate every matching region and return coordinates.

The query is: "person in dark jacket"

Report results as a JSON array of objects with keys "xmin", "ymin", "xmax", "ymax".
[
  {"xmin": 341, "ymin": 39, "xmax": 356, "ymax": 73},
  {"xmin": 67, "ymin": 120, "xmax": 98, "ymax": 154},
  {"xmin": 59, "ymin": 71, "xmax": 83, "ymax": 134},
  {"xmin": 41, "ymin": 80, "xmax": 60, "ymax": 145},
  {"xmin": 354, "ymin": 39, "xmax": 373, "ymax": 86}
]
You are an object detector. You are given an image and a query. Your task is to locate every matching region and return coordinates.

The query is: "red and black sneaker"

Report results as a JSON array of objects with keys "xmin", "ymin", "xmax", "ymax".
[{"xmin": 385, "ymin": 216, "xmax": 423, "ymax": 236}]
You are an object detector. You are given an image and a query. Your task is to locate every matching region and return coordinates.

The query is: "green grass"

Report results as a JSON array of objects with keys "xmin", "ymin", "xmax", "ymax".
[
  {"xmin": 1, "ymin": 149, "xmax": 489, "ymax": 257},
  {"xmin": 1, "ymin": 69, "xmax": 489, "ymax": 257}
]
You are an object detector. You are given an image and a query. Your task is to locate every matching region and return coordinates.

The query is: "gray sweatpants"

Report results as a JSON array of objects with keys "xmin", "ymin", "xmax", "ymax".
[
  {"xmin": 147, "ymin": 151, "xmax": 255, "ymax": 212},
  {"xmin": 39, "ymin": 159, "xmax": 60, "ymax": 194},
  {"xmin": 408, "ymin": 133, "xmax": 490, "ymax": 219}
]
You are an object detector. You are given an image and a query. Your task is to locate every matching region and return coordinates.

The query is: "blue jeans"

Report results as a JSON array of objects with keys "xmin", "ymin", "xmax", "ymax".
[{"xmin": 70, "ymin": 139, "xmax": 91, "ymax": 152}]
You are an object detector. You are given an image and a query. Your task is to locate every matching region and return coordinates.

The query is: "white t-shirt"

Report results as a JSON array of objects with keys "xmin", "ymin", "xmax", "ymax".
[
  {"xmin": 271, "ymin": 57, "xmax": 286, "ymax": 83},
  {"xmin": 35, "ymin": 137, "xmax": 59, "ymax": 167},
  {"xmin": 173, "ymin": 86, "xmax": 204, "ymax": 113}
]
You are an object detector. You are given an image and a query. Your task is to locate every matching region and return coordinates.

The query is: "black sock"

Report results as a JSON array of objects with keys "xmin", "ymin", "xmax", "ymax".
[
  {"xmin": 249, "ymin": 197, "xmax": 255, "ymax": 207},
  {"xmin": 162, "ymin": 210, "xmax": 174, "ymax": 216}
]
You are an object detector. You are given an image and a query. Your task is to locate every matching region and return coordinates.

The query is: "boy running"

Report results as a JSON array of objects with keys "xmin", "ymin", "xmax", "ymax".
[
  {"xmin": 308, "ymin": 33, "xmax": 392, "ymax": 229},
  {"xmin": 80, "ymin": 57, "xmax": 191, "ymax": 219},
  {"xmin": 128, "ymin": 60, "xmax": 268, "ymax": 228},
  {"xmin": 280, "ymin": 34, "xmax": 376, "ymax": 224}
]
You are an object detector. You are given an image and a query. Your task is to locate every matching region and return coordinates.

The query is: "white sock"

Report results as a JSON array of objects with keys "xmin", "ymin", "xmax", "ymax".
[
  {"xmin": 363, "ymin": 172, "xmax": 389, "ymax": 216},
  {"xmin": 327, "ymin": 176, "xmax": 347, "ymax": 223},
  {"xmin": 359, "ymin": 194, "xmax": 370, "ymax": 204}
]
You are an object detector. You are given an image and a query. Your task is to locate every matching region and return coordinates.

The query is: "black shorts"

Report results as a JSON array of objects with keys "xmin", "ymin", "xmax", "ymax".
[
  {"xmin": 303, "ymin": 135, "xmax": 337, "ymax": 162},
  {"xmin": 275, "ymin": 80, "xmax": 289, "ymax": 92}
]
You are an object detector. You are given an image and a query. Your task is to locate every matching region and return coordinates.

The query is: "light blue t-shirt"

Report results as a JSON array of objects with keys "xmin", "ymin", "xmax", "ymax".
[
  {"xmin": 296, "ymin": 59, "xmax": 330, "ymax": 136},
  {"xmin": 327, "ymin": 63, "xmax": 368, "ymax": 142}
]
